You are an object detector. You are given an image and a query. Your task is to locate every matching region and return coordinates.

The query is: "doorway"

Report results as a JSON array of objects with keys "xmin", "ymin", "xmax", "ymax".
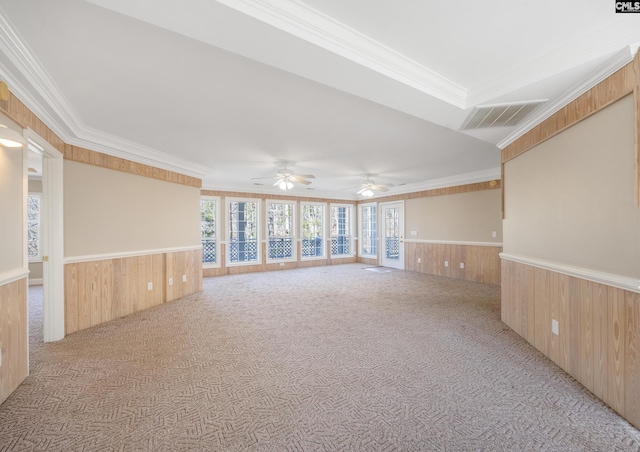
[
  {"xmin": 380, "ymin": 201, "xmax": 404, "ymax": 269},
  {"xmin": 25, "ymin": 130, "xmax": 64, "ymax": 342}
]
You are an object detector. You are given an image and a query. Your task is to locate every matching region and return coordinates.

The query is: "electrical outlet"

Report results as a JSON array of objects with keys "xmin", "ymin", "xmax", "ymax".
[
  {"xmin": 168, "ymin": 277, "xmax": 173, "ymax": 286},
  {"xmin": 492, "ymin": 231, "xmax": 497, "ymax": 238},
  {"xmin": 182, "ymin": 274, "xmax": 187, "ymax": 282},
  {"xmin": 552, "ymin": 319, "xmax": 559, "ymax": 335},
  {"xmin": 417, "ymin": 257, "xmax": 421, "ymax": 263},
  {"xmin": 147, "ymin": 282, "xmax": 153, "ymax": 291},
  {"xmin": 444, "ymin": 261, "xmax": 448, "ymax": 267},
  {"xmin": 460, "ymin": 262, "xmax": 465, "ymax": 269},
  {"xmin": 410, "ymin": 231, "xmax": 418, "ymax": 236},
  {"xmin": 280, "ymin": 262, "xmax": 285, "ymax": 266}
]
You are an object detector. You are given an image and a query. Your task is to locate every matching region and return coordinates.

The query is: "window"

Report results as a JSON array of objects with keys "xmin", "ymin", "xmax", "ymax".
[
  {"xmin": 27, "ymin": 194, "xmax": 41, "ymax": 260},
  {"xmin": 267, "ymin": 201, "xmax": 295, "ymax": 261},
  {"xmin": 228, "ymin": 199, "xmax": 260, "ymax": 264},
  {"xmin": 359, "ymin": 203, "xmax": 377, "ymax": 257},
  {"xmin": 301, "ymin": 203, "xmax": 325, "ymax": 258},
  {"xmin": 330, "ymin": 204, "xmax": 353, "ymax": 257},
  {"xmin": 200, "ymin": 197, "xmax": 219, "ymax": 266}
]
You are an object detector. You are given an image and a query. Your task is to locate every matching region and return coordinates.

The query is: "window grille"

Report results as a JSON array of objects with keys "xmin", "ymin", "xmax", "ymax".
[
  {"xmin": 27, "ymin": 195, "xmax": 40, "ymax": 260},
  {"xmin": 360, "ymin": 205, "xmax": 377, "ymax": 257},
  {"xmin": 201, "ymin": 199, "xmax": 217, "ymax": 264},
  {"xmin": 229, "ymin": 200, "xmax": 259, "ymax": 263},
  {"xmin": 301, "ymin": 204, "xmax": 324, "ymax": 258},
  {"xmin": 330, "ymin": 205, "xmax": 352, "ymax": 256}
]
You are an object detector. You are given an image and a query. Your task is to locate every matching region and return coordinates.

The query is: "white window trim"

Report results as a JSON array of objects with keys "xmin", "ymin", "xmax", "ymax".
[
  {"xmin": 330, "ymin": 203, "xmax": 355, "ymax": 258},
  {"xmin": 27, "ymin": 192, "xmax": 42, "ymax": 263},
  {"xmin": 226, "ymin": 197, "xmax": 262, "ymax": 267},
  {"xmin": 201, "ymin": 195, "xmax": 220, "ymax": 269},
  {"xmin": 266, "ymin": 199, "xmax": 297, "ymax": 263},
  {"xmin": 300, "ymin": 201, "xmax": 327, "ymax": 261},
  {"xmin": 358, "ymin": 202, "xmax": 378, "ymax": 259}
]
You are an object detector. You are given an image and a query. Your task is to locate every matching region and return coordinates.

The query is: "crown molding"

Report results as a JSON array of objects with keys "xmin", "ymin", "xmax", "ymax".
[
  {"xmin": 497, "ymin": 46, "xmax": 637, "ymax": 150},
  {"xmin": 0, "ymin": 7, "xmax": 209, "ymax": 178},
  {"xmin": 217, "ymin": 0, "xmax": 467, "ymax": 108},
  {"xmin": 383, "ymin": 167, "xmax": 501, "ymax": 197}
]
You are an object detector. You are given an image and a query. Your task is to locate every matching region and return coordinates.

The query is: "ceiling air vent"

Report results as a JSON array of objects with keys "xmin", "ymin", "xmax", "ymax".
[{"xmin": 460, "ymin": 100, "xmax": 547, "ymax": 130}]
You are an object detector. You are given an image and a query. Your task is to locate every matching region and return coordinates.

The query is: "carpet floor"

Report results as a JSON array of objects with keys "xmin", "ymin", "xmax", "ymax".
[{"xmin": 1, "ymin": 264, "xmax": 639, "ymax": 451}]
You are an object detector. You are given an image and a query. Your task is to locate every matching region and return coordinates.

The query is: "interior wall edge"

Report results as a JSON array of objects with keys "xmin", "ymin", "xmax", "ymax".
[
  {"xmin": 64, "ymin": 245, "xmax": 203, "ymax": 264},
  {"xmin": 0, "ymin": 267, "xmax": 30, "ymax": 286},
  {"xmin": 405, "ymin": 239, "xmax": 503, "ymax": 247},
  {"xmin": 500, "ymin": 253, "xmax": 640, "ymax": 294}
]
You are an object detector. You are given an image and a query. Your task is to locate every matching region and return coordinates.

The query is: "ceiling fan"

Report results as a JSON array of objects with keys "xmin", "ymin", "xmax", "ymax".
[
  {"xmin": 252, "ymin": 164, "xmax": 315, "ymax": 191},
  {"xmin": 343, "ymin": 175, "xmax": 393, "ymax": 197}
]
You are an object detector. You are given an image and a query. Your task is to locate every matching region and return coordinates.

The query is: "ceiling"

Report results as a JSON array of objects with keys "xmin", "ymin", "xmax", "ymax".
[{"xmin": 0, "ymin": 0, "xmax": 638, "ymax": 199}]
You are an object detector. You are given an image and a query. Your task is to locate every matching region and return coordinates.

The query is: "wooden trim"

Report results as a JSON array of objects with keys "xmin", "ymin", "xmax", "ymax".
[
  {"xmin": 0, "ymin": 90, "xmax": 201, "ymax": 188},
  {"xmin": 201, "ymin": 190, "xmax": 356, "ymax": 205},
  {"xmin": 356, "ymin": 180, "xmax": 501, "ymax": 205},
  {"xmin": 502, "ymin": 50, "xmax": 640, "ymax": 171}
]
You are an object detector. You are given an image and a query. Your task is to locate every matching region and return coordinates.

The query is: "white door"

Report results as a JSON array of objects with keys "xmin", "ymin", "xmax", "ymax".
[{"xmin": 380, "ymin": 201, "xmax": 404, "ymax": 269}]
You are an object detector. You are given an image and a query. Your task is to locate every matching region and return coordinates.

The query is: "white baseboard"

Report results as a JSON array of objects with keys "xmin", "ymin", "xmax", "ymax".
[{"xmin": 29, "ymin": 278, "xmax": 43, "ymax": 286}]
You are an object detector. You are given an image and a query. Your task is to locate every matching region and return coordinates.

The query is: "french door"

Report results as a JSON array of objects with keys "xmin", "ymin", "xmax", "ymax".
[{"xmin": 380, "ymin": 201, "xmax": 404, "ymax": 269}]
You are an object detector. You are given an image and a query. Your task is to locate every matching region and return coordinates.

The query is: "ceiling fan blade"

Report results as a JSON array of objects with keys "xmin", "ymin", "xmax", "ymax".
[
  {"xmin": 251, "ymin": 176, "xmax": 279, "ymax": 180},
  {"xmin": 290, "ymin": 176, "xmax": 311, "ymax": 185},
  {"xmin": 371, "ymin": 185, "xmax": 389, "ymax": 192},
  {"xmin": 356, "ymin": 187, "xmax": 367, "ymax": 194},
  {"xmin": 273, "ymin": 178, "xmax": 284, "ymax": 186},
  {"xmin": 292, "ymin": 174, "xmax": 315, "ymax": 179}
]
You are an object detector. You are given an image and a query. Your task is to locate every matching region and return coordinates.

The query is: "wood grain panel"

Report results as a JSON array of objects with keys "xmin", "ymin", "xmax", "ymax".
[
  {"xmin": 625, "ymin": 291, "xmax": 640, "ymax": 427},
  {"xmin": 356, "ymin": 181, "xmax": 501, "ymax": 205},
  {"xmin": 0, "ymin": 277, "xmax": 28, "ymax": 406},
  {"xmin": 608, "ymin": 286, "xmax": 626, "ymax": 414},
  {"xmin": 65, "ymin": 250, "xmax": 199, "ymax": 334},
  {"xmin": 64, "ymin": 264, "xmax": 79, "ymax": 335},
  {"xmin": 406, "ymin": 242, "xmax": 501, "ymax": 286},
  {"xmin": 501, "ymin": 257, "xmax": 640, "ymax": 430}
]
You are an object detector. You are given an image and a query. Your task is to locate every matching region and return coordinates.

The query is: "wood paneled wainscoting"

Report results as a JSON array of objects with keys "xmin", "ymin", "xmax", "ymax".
[
  {"xmin": 65, "ymin": 248, "xmax": 202, "ymax": 335},
  {"xmin": 405, "ymin": 241, "xmax": 502, "ymax": 285},
  {"xmin": 501, "ymin": 255, "xmax": 640, "ymax": 429},
  {"xmin": 0, "ymin": 275, "xmax": 28, "ymax": 405}
]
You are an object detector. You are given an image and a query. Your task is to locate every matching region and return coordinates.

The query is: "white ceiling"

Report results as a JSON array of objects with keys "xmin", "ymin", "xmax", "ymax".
[{"xmin": 0, "ymin": 0, "xmax": 638, "ymax": 199}]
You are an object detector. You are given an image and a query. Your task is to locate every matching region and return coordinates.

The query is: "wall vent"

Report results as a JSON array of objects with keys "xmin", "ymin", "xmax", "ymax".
[{"xmin": 460, "ymin": 100, "xmax": 547, "ymax": 130}]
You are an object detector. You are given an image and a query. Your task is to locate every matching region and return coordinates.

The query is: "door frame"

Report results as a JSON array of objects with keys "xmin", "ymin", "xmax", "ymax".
[
  {"xmin": 379, "ymin": 200, "xmax": 404, "ymax": 270},
  {"xmin": 25, "ymin": 129, "xmax": 64, "ymax": 342}
]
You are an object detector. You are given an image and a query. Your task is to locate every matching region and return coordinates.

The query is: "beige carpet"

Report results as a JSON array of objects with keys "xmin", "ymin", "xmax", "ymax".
[{"xmin": 2, "ymin": 265, "xmax": 639, "ymax": 451}]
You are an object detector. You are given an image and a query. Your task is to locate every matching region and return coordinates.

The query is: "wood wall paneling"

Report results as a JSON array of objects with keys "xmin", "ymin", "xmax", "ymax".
[
  {"xmin": 501, "ymin": 259, "xmax": 640, "ymax": 430},
  {"xmin": 0, "ymin": 278, "xmax": 28, "ymax": 405},
  {"xmin": 405, "ymin": 243, "xmax": 501, "ymax": 286},
  {"xmin": 64, "ymin": 250, "xmax": 200, "ymax": 335}
]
